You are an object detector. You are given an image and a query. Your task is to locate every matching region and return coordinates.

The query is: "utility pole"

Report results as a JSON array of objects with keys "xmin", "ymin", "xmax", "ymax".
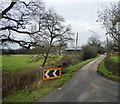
[
  {"xmin": 106, "ymin": 36, "xmax": 109, "ymax": 57},
  {"xmin": 76, "ymin": 32, "xmax": 78, "ymax": 51},
  {"xmin": 117, "ymin": 1, "xmax": 120, "ymax": 57}
]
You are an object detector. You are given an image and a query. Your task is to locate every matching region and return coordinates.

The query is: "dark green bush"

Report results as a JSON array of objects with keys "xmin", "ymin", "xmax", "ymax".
[{"xmin": 82, "ymin": 45, "xmax": 98, "ymax": 60}]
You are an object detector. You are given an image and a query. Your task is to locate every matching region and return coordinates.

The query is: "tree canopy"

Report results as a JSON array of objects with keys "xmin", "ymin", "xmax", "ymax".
[
  {"xmin": 0, "ymin": 0, "xmax": 73, "ymax": 50},
  {"xmin": 97, "ymin": 2, "xmax": 120, "ymax": 50},
  {"xmin": 0, "ymin": 0, "xmax": 74, "ymax": 66}
]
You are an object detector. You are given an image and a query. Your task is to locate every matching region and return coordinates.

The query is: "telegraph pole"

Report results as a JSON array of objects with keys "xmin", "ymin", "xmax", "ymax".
[
  {"xmin": 76, "ymin": 32, "xmax": 78, "ymax": 51},
  {"xmin": 106, "ymin": 36, "xmax": 109, "ymax": 57},
  {"xmin": 118, "ymin": 1, "xmax": 120, "ymax": 58}
]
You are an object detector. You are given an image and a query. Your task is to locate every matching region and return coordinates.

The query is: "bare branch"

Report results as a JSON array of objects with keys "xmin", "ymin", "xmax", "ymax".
[{"xmin": 1, "ymin": 1, "xmax": 16, "ymax": 17}]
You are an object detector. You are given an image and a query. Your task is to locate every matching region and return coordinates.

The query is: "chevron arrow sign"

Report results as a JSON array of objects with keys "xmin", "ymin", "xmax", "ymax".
[{"xmin": 42, "ymin": 68, "xmax": 61, "ymax": 80}]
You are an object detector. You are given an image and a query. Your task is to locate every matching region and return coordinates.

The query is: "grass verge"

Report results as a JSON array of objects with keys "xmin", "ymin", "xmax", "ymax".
[
  {"xmin": 110, "ymin": 55, "xmax": 119, "ymax": 63},
  {"xmin": 98, "ymin": 59, "xmax": 120, "ymax": 82},
  {"xmin": 2, "ymin": 56, "xmax": 99, "ymax": 103}
]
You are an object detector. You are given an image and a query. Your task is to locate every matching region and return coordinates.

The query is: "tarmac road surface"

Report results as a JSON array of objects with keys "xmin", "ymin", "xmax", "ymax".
[{"xmin": 36, "ymin": 55, "xmax": 119, "ymax": 102}]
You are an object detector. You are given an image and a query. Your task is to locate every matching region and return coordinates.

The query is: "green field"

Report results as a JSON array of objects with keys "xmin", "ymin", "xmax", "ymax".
[
  {"xmin": 2, "ymin": 54, "xmax": 63, "ymax": 72},
  {"xmin": 110, "ymin": 55, "xmax": 119, "ymax": 63}
]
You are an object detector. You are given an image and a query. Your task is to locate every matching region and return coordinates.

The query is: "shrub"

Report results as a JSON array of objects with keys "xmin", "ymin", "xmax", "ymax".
[
  {"xmin": 82, "ymin": 45, "xmax": 98, "ymax": 60},
  {"xmin": 98, "ymin": 46, "xmax": 106, "ymax": 54},
  {"xmin": 2, "ymin": 69, "xmax": 41, "ymax": 98},
  {"xmin": 57, "ymin": 53, "xmax": 82, "ymax": 68},
  {"xmin": 57, "ymin": 54, "xmax": 73, "ymax": 68},
  {"xmin": 56, "ymin": 53, "xmax": 82, "ymax": 74},
  {"xmin": 104, "ymin": 57, "xmax": 120, "ymax": 76}
]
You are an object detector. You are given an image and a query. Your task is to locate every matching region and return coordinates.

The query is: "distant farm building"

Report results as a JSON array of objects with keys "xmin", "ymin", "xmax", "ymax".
[{"xmin": 65, "ymin": 47, "xmax": 82, "ymax": 53}]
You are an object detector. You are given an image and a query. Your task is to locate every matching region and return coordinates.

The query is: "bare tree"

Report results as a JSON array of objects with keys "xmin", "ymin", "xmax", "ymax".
[
  {"xmin": 87, "ymin": 35, "xmax": 106, "ymax": 54},
  {"xmin": 0, "ymin": 1, "xmax": 74, "ymax": 66},
  {"xmin": 88, "ymin": 35, "xmax": 102, "ymax": 47},
  {"xmin": 0, "ymin": 0, "xmax": 45, "ymax": 49},
  {"xmin": 35, "ymin": 9, "xmax": 74, "ymax": 67},
  {"xmin": 97, "ymin": 2, "xmax": 120, "ymax": 49}
]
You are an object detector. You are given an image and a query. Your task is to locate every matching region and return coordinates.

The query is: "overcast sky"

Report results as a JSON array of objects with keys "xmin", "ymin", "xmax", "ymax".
[
  {"xmin": 43, "ymin": 0, "xmax": 119, "ymax": 47},
  {"xmin": 1, "ymin": 0, "xmax": 119, "ymax": 49}
]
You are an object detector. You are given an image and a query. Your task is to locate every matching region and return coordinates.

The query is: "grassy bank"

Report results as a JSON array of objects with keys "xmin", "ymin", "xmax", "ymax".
[
  {"xmin": 98, "ymin": 59, "xmax": 119, "ymax": 81},
  {"xmin": 110, "ymin": 55, "xmax": 119, "ymax": 63},
  {"xmin": 0, "ymin": 55, "xmax": 2, "ymax": 70},
  {"xmin": 3, "ymin": 56, "xmax": 98, "ymax": 103}
]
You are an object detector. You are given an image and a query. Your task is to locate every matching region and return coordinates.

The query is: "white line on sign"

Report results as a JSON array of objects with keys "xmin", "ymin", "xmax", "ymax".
[
  {"xmin": 44, "ymin": 70, "xmax": 50, "ymax": 78},
  {"xmin": 53, "ymin": 70, "xmax": 57, "ymax": 77}
]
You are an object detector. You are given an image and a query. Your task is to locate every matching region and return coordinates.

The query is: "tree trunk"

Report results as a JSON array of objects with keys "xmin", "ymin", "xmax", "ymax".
[
  {"xmin": 59, "ymin": 48, "xmax": 61, "ymax": 55},
  {"xmin": 42, "ymin": 52, "xmax": 49, "ymax": 67}
]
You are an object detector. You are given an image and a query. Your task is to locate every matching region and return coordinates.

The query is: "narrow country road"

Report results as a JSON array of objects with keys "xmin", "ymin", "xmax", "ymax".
[{"xmin": 36, "ymin": 55, "xmax": 119, "ymax": 102}]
